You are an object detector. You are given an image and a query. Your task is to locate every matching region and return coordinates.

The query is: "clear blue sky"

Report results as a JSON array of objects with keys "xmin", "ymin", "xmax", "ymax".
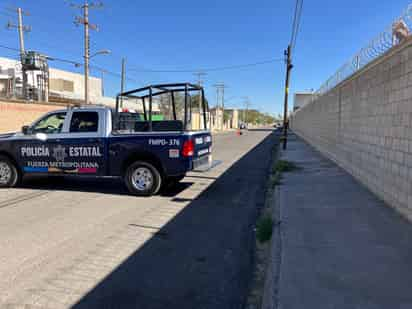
[{"xmin": 1, "ymin": 0, "xmax": 411, "ymax": 115}]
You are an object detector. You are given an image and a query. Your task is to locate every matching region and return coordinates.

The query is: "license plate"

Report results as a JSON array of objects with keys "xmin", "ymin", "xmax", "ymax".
[{"xmin": 197, "ymin": 148, "xmax": 210, "ymax": 156}]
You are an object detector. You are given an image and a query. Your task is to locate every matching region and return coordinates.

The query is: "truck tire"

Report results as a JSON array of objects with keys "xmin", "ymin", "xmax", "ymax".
[
  {"xmin": 0, "ymin": 155, "xmax": 20, "ymax": 188},
  {"xmin": 125, "ymin": 161, "xmax": 162, "ymax": 196}
]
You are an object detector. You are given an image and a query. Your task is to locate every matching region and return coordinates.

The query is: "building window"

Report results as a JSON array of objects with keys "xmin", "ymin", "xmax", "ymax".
[{"xmin": 50, "ymin": 78, "xmax": 74, "ymax": 92}]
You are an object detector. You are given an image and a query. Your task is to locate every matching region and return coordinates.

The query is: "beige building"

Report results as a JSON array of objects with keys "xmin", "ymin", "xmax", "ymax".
[
  {"xmin": 225, "ymin": 109, "xmax": 239, "ymax": 129},
  {"xmin": 208, "ymin": 108, "xmax": 239, "ymax": 131},
  {"xmin": 293, "ymin": 92, "xmax": 314, "ymax": 111},
  {"xmin": 48, "ymin": 67, "xmax": 103, "ymax": 103}
]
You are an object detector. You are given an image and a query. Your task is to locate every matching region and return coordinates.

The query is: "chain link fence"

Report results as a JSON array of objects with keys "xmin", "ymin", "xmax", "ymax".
[{"xmin": 316, "ymin": 4, "xmax": 412, "ymax": 96}]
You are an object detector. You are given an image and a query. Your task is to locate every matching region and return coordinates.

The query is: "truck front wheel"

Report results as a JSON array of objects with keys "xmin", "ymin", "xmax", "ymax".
[
  {"xmin": 0, "ymin": 155, "xmax": 20, "ymax": 188},
  {"xmin": 125, "ymin": 161, "xmax": 162, "ymax": 196}
]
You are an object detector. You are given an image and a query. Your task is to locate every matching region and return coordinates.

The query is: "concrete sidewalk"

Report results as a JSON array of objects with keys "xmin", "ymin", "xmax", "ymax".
[{"xmin": 269, "ymin": 134, "xmax": 412, "ymax": 309}]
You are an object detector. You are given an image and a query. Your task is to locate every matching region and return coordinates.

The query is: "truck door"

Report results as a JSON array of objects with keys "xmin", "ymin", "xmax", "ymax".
[
  {"xmin": 19, "ymin": 111, "xmax": 68, "ymax": 174},
  {"xmin": 61, "ymin": 110, "xmax": 106, "ymax": 176}
]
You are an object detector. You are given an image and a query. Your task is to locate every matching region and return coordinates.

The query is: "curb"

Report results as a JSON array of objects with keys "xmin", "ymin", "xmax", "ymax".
[{"xmin": 260, "ymin": 178, "xmax": 282, "ymax": 309}]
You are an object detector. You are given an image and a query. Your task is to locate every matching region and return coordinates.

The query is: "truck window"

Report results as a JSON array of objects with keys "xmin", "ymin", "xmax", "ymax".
[
  {"xmin": 32, "ymin": 112, "xmax": 66, "ymax": 134},
  {"xmin": 116, "ymin": 112, "xmax": 148, "ymax": 132},
  {"xmin": 70, "ymin": 112, "xmax": 99, "ymax": 133}
]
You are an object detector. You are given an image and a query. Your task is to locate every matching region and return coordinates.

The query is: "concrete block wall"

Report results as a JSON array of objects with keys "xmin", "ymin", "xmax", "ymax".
[
  {"xmin": 290, "ymin": 38, "xmax": 412, "ymax": 220},
  {"xmin": 0, "ymin": 100, "xmax": 61, "ymax": 133}
]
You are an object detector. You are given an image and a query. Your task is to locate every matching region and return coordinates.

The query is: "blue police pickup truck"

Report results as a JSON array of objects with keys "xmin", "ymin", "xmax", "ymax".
[{"xmin": 0, "ymin": 83, "xmax": 213, "ymax": 196}]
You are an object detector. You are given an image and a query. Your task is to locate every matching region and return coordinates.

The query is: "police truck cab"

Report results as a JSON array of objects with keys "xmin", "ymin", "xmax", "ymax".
[{"xmin": 0, "ymin": 83, "xmax": 212, "ymax": 196}]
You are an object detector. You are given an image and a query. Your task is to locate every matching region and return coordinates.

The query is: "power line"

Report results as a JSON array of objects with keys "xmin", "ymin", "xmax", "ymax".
[
  {"xmin": 0, "ymin": 43, "xmax": 141, "ymax": 85},
  {"xmin": 282, "ymin": 0, "xmax": 303, "ymax": 150},
  {"xmin": 290, "ymin": 0, "xmax": 299, "ymax": 48},
  {"xmin": 290, "ymin": 0, "xmax": 303, "ymax": 53},
  {"xmin": 0, "ymin": 44, "xmax": 20, "ymax": 52},
  {"xmin": 89, "ymin": 63, "xmax": 138, "ymax": 83},
  {"xmin": 292, "ymin": 1, "xmax": 303, "ymax": 51},
  {"xmin": 128, "ymin": 58, "xmax": 284, "ymax": 73}
]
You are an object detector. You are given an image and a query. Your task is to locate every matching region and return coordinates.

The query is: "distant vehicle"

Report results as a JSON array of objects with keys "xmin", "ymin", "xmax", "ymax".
[
  {"xmin": 0, "ymin": 83, "xmax": 213, "ymax": 196},
  {"xmin": 239, "ymin": 123, "xmax": 247, "ymax": 130}
]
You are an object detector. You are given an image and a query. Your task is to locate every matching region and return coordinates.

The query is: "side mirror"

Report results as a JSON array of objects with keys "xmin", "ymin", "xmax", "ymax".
[{"xmin": 22, "ymin": 125, "xmax": 31, "ymax": 135}]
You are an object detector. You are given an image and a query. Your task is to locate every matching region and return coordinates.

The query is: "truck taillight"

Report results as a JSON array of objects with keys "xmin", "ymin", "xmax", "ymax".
[{"xmin": 182, "ymin": 140, "xmax": 194, "ymax": 157}]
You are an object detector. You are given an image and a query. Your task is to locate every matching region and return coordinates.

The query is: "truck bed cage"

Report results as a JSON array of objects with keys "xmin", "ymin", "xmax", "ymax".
[
  {"xmin": 118, "ymin": 83, "xmax": 202, "ymax": 99},
  {"xmin": 115, "ymin": 83, "xmax": 208, "ymax": 132}
]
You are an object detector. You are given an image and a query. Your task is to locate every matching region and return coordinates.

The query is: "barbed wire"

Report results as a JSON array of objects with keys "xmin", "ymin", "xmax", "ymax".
[{"xmin": 316, "ymin": 4, "xmax": 412, "ymax": 95}]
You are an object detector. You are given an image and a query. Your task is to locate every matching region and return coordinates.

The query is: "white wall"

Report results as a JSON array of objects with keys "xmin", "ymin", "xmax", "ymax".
[{"xmin": 290, "ymin": 37, "xmax": 412, "ymax": 221}]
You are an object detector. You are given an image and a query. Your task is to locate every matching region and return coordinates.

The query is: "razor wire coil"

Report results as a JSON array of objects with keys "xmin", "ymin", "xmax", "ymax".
[{"xmin": 316, "ymin": 4, "xmax": 412, "ymax": 95}]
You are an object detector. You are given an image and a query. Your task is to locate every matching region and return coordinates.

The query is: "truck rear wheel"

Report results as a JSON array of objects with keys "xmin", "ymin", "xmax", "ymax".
[
  {"xmin": 125, "ymin": 161, "xmax": 162, "ymax": 196},
  {"xmin": 0, "ymin": 155, "xmax": 19, "ymax": 188}
]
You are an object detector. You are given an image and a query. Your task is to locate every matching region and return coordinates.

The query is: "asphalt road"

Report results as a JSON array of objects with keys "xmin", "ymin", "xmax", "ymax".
[{"xmin": 0, "ymin": 129, "xmax": 277, "ymax": 309}]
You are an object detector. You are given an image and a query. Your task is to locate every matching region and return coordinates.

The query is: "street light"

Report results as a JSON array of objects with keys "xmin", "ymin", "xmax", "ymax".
[
  {"xmin": 90, "ymin": 49, "xmax": 111, "ymax": 59},
  {"xmin": 85, "ymin": 49, "xmax": 110, "ymax": 104}
]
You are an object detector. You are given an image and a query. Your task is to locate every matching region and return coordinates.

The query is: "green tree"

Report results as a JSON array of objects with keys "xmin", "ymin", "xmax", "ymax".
[
  {"xmin": 189, "ymin": 94, "xmax": 210, "ymax": 111},
  {"xmin": 238, "ymin": 109, "xmax": 275, "ymax": 125}
]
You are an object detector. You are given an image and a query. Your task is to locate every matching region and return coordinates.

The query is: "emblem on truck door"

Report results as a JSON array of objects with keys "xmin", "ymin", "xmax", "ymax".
[{"xmin": 52, "ymin": 145, "xmax": 68, "ymax": 162}]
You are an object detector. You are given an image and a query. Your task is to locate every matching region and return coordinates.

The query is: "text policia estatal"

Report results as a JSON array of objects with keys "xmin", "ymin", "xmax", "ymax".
[{"xmin": 20, "ymin": 146, "xmax": 102, "ymax": 158}]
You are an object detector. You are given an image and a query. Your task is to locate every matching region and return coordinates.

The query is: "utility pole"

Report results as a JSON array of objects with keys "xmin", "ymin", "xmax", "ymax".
[
  {"xmin": 17, "ymin": 8, "xmax": 26, "ymax": 53},
  {"xmin": 194, "ymin": 72, "xmax": 207, "ymax": 109},
  {"xmin": 282, "ymin": 45, "xmax": 293, "ymax": 150},
  {"xmin": 100, "ymin": 70, "xmax": 105, "ymax": 96},
  {"xmin": 243, "ymin": 97, "xmax": 250, "ymax": 125},
  {"xmin": 7, "ymin": 8, "xmax": 31, "ymax": 99},
  {"xmin": 120, "ymin": 57, "xmax": 126, "ymax": 108},
  {"xmin": 214, "ymin": 85, "xmax": 220, "ymax": 130},
  {"xmin": 74, "ymin": 0, "xmax": 102, "ymax": 105},
  {"xmin": 194, "ymin": 72, "xmax": 206, "ymax": 129},
  {"xmin": 84, "ymin": 2, "xmax": 90, "ymax": 105},
  {"xmin": 213, "ymin": 83, "xmax": 226, "ymax": 130}
]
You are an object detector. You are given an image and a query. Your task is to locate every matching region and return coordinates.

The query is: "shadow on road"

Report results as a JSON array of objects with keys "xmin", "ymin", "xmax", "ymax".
[
  {"xmin": 20, "ymin": 176, "xmax": 194, "ymax": 197},
  {"xmin": 71, "ymin": 132, "xmax": 278, "ymax": 309}
]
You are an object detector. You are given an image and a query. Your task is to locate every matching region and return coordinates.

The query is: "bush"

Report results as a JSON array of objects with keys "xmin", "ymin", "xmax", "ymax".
[
  {"xmin": 256, "ymin": 216, "xmax": 273, "ymax": 243},
  {"xmin": 274, "ymin": 160, "xmax": 298, "ymax": 173}
]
